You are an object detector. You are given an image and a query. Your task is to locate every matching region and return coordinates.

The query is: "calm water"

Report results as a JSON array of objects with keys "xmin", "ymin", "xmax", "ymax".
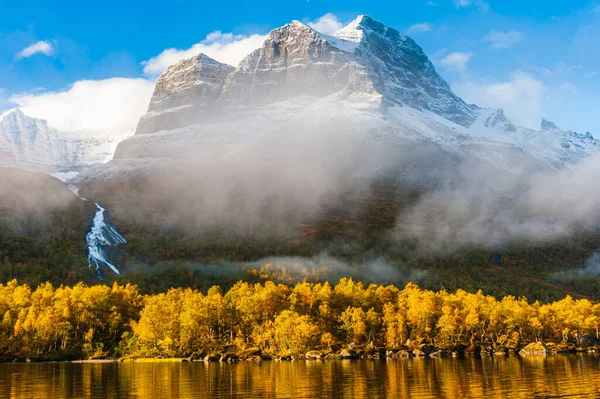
[{"xmin": 1, "ymin": 355, "xmax": 600, "ymax": 399}]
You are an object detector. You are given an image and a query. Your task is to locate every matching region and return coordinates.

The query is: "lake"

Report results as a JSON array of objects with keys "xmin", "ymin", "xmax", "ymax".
[{"xmin": 1, "ymin": 355, "xmax": 600, "ymax": 398}]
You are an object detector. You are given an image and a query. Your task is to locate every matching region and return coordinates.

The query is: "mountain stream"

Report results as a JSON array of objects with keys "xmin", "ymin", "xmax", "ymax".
[{"xmin": 68, "ymin": 185, "xmax": 127, "ymax": 277}]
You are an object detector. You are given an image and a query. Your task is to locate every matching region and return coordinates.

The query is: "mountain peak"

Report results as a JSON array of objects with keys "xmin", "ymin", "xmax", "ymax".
[
  {"xmin": 136, "ymin": 13, "xmax": 478, "ymax": 131},
  {"xmin": 270, "ymin": 19, "xmax": 316, "ymax": 39},
  {"xmin": 343, "ymin": 15, "xmax": 381, "ymax": 31},
  {"xmin": 335, "ymin": 15, "xmax": 410, "ymax": 45},
  {"xmin": 332, "ymin": 19, "xmax": 365, "ymax": 46},
  {"xmin": 338, "ymin": 16, "xmax": 477, "ymax": 126},
  {"xmin": 136, "ymin": 52, "xmax": 234, "ymax": 134},
  {"xmin": 351, "ymin": 15, "xmax": 388, "ymax": 32},
  {"xmin": 1, "ymin": 108, "xmax": 44, "ymax": 127},
  {"xmin": 289, "ymin": 19, "xmax": 312, "ymax": 28},
  {"xmin": 1, "ymin": 108, "xmax": 23, "ymax": 121},
  {"xmin": 541, "ymin": 118, "xmax": 560, "ymax": 131},
  {"xmin": 196, "ymin": 52, "xmax": 226, "ymax": 64}
]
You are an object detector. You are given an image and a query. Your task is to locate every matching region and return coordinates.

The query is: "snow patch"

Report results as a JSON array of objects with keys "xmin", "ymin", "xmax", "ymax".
[
  {"xmin": 0, "ymin": 108, "xmax": 18, "ymax": 120},
  {"xmin": 0, "ymin": 109, "xmax": 133, "ymax": 173},
  {"xmin": 333, "ymin": 16, "xmax": 366, "ymax": 44},
  {"xmin": 51, "ymin": 171, "xmax": 80, "ymax": 182}
]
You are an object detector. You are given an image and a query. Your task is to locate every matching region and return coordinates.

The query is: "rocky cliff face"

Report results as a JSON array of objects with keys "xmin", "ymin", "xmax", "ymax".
[
  {"xmin": 218, "ymin": 21, "xmax": 358, "ymax": 106},
  {"xmin": 344, "ymin": 16, "xmax": 477, "ymax": 125},
  {"xmin": 481, "ymin": 109, "xmax": 516, "ymax": 132},
  {"xmin": 218, "ymin": 16, "xmax": 478, "ymax": 123},
  {"xmin": 135, "ymin": 15, "xmax": 478, "ymax": 136},
  {"xmin": 114, "ymin": 15, "xmax": 597, "ymax": 173},
  {"xmin": 541, "ymin": 118, "xmax": 559, "ymax": 131},
  {"xmin": 136, "ymin": 54, "xmax": 235, "ymax": 134}
]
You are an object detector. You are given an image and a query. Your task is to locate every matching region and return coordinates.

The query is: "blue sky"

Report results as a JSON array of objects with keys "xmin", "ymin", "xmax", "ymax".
[{"xmin": 0, "ymin": 0, "xmax": 598, "ymax": 132}]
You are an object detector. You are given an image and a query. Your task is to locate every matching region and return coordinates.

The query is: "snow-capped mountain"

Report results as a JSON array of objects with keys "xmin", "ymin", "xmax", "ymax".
[
  {"xmin": 470, "ymin": 109, "xmax": 597, "ymax": 168},
  {"xmin": 76, "ymin": 15, "xmax": 596, "ymax": 184},
  {"xmin": 136, "ymin": 16, "xmax": 477, "ymax": 136},
  {"xmin": 0, "ymin": 109, "xmax": 133, "ymax": 175}
]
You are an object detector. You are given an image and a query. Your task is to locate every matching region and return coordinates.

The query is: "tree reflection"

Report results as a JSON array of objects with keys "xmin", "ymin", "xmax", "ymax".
[{"xmin": 1, "ymin": 356, "xmax": 600, "ymax": 398}]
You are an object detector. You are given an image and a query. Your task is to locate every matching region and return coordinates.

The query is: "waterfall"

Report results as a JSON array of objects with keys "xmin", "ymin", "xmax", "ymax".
[{"xmin": 68, "ymin": 184, "xmax": 127, "ymax": 276}]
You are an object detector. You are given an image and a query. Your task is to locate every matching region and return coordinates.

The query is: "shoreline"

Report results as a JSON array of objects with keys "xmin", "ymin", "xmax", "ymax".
[{"xmin": 2, "ymin": 344, "xmax": 599, "ymax": 364}]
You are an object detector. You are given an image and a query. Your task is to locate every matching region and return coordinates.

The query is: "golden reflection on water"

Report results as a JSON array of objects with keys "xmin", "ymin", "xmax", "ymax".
[{"xmin": 1, "ymin": 355, "xmax": 600, "ymax": 399}]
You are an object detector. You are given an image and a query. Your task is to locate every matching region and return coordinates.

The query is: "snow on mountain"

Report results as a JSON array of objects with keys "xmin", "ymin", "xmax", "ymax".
[
  {"xmin": 214, "ymin": 15, "xmax": 477, "ymax": 126},
  {"xmin": 0, "ymin": 109, "xmax": 69, "ymax": 172},
  {"xmin": 0, "ymin": 109, "xmax": 133, "ymax": 175},
  {"xmin": 470, "ymin": 108, "xmax": 597, "ymax": 168},
  {"xmin": 80, "ymin": 91, "xmax": 542, "ymax": 187},
  {"xmin": 136, "ymin": 54, "xmax": 235, "ymax": 134},
  {"xmin": 218, "ymin": 20, "xmax": 359, "ymax": 106},
  {"xmin": 78, "ymin": 15, "xmax": 597, "ymax": 182},
  {"xmin": 135, "ymin": 16, "xmax": 477, "ymax": 135},
  {"xmin": 0, "ymin": 108, "xmax": 17, "ymax": 120},
  {"xmin": 335, "ymin": 16, "xmax": 478, "ymax": 126}
]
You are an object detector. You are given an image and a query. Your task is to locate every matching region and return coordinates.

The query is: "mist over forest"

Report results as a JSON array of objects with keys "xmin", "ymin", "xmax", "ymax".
[{"xmin": 1, "ymin": 13, "xmax": 599, "ymax": 304}]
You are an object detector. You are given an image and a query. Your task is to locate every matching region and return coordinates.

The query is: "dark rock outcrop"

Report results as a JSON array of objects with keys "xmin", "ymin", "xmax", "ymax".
[{"xmin": 541, "ymin": 118, "xmax": 559, "ymax": 131}]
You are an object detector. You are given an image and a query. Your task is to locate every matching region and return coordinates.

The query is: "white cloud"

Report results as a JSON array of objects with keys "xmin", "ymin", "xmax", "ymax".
[
  {"xmin": 439, "ymin": 52, "xmax": 472, "ymax": 72},
  {"xmin": 142, "ymin": 13, "xmax": 351, "ymax": 76},
  {"xmin": 10, "ymin": 78, "xmax": 155, "ymax": 132},
  {"xmin": 306, "ymin": 13, "xmax": 344, "ymax": 34},
  {"xmin": 0, "ymin": 90, "xmax": 11, "ymax": 118},
  {"xmin": 406, "ymin": 23, "xmax": 434, "ymax": 34},
  {"xmin": 559, "ymin": 81, "xmax": 581, "ymax": 96},
  {"xmin": 16, "ymin": 40, "xmax": 55, "ymax": 59},
  {"xmin": 538, "ymin": 67, "xmax": 554, "ymax": 78},
  {"xmin": 454, "ymin": 72, "xmax": 545, "ymax": 129},
  {"xmin": 484, "ymin": 30, "xmax": 523, "ymax": 48},
  {"xmin": 454, "ymin": 0, "xmax": 490, "ymax": 12},
  {"xmin": 142, "ymin": 31, "xmax": 267, "ymax": 76},
  {"xmin": 534, "ymin": 62, "xmax": 584, "ymax": 78},
  {"xmin": 554, "ymin": 62, "xmax": 583, "ymax": 75}
]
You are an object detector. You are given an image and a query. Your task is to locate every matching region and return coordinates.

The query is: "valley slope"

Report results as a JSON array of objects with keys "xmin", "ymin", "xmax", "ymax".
[{"xmin": 0, "ymin": 167, "xmax": 97, "ymax": 285}]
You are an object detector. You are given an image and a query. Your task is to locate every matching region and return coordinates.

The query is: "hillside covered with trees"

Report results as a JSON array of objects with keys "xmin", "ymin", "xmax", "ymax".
[
  {"xmin": 0, "ymin": 168, "xmax": 97, "ymax": 286},
  {"xmin": 81, "ymin": 178, "xmax": 600, "ymax": 302},
  {"xmin": 1, "ymin": 171, "xmax": 600, "ymax": 303}
]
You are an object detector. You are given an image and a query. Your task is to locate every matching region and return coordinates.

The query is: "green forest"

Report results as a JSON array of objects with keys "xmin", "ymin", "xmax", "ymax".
[{"xmin": 2, "ymin": 173, "xmax": 600, "ymax": 303}]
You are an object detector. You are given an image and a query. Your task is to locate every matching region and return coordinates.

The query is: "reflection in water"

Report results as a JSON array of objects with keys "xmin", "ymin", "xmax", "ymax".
[{"xmin": 1, "ymin": 355, "xmax": 600, "ymax": 399}]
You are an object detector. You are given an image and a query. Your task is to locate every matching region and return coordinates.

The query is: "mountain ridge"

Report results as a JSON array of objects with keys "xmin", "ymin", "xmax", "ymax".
[
  {"xmin": 0, "ymin": 108, "xmax": 133, "ymax": 174},
  {"xmin": 0, "ymin": 15, "xmax": 596, "ymax": 178},
  {"xmin": 135, "ymin": 15, "xmax": 480, "ymax": 136},
  {"xmin": 109, "ymin": 14, "xmax": 596, "ymax": 176}
]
